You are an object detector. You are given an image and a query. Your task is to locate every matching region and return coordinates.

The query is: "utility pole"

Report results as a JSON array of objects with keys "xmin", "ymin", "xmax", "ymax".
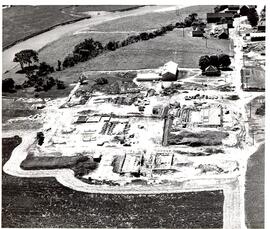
[{"xmin": 249, "ymin": 101, "xmax": 252, "ymax": 119}]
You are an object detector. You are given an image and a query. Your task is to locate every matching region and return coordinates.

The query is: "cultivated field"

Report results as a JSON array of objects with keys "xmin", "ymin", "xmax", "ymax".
[
  {"xmin": 3, "ymin": 5, "xmax": 141, "ymax": 48},
  {"xmin": 91, "ymin": 5, "xmax": 212, "ymax": 31},
  {"xmin": 245, "ymin": 144, "xmax": 264, "ymax": 229},
  {"xmin": 2, "ymin": 136, "xmax": 224, "ymax": 228}
]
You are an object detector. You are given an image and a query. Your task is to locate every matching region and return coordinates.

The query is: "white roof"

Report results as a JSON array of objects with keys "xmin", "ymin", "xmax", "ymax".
[
  {"xmin": 161, "ymin": 61, "xmax": 178, "ymax": 76},
  {"xmin": 250, "ymin": 33, "xmax": 266, "ymax": 37}
]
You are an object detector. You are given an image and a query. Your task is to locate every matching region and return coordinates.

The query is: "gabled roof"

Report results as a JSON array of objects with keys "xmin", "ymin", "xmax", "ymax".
[
  {"xmin": 205, "ymin": 65, "xmax": 219, "ymax": 72},
  {"xmin": 161, "ymin": 61, "xmax": 178, "ymax": 75},
  {"xmin": 250, "ymin": 32, "xmax": 266, "ymax": 37}
]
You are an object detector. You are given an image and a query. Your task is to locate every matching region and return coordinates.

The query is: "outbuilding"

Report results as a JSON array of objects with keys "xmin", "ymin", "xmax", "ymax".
[
  {"xmin": 250, "ymin": 33, "xmax": 266, "ymax": 42},
  {"xmin": 204, "ymin": 65, "xmax": 221, "ymax": 76}
]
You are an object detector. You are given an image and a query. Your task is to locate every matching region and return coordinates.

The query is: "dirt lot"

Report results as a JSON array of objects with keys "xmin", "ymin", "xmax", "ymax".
[{"xmin": 3, "ymin": 5, "xmax": 141, "ymax": 49}]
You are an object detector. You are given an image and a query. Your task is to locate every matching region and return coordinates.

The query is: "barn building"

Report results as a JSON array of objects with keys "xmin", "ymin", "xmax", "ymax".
[{"xmin": 160, "ymin": 61, "xmax": 178, "ymax": 81}]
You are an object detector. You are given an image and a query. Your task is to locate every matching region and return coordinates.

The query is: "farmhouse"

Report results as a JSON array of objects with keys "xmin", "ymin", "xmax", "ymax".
[
  {"xmin": 241, "ymin": 65, "xmax": 265, "ymax": 91},
  {"xmin": 160, "ymin": 61, "xmax": 178, "ymax": 81},
  {"xmin": 206, "ymin": 13, "xmax": 234, "ymax": 23},
  {"xmin": 250, "ymin": 33, "xmax": 266, "ymax": 42},
  {"xmin": 204, "ymin": 65, "xmax": 221, "ymax": 76}
]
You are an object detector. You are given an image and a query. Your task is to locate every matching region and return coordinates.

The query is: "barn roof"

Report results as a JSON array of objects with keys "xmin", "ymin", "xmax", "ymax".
[
  {"xmin": 161, "ymin": 61, "xmax": 178, "ymax": 76},
  {"xmin": 207, "ymin": 13, "xmax": 234, "ymax": 18},
  {"xmin": 250, "ymin": 33, "xmax": 266, "ymax": 37}
]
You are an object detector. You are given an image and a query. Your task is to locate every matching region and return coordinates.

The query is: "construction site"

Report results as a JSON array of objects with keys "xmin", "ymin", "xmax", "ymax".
[{"xmin": 18, "ymin": 58, "xmax": 249, "ymax": 187}]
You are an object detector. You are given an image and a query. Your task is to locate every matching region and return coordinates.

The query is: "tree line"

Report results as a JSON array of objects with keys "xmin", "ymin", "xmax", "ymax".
[
  {"xmin": 62, "ymin": 13, "xmax": 203, "ymax": 68},
  {"xmin": 199, "ymin": 54, "xmax": 231, "ymax": 72},
  {"xmin": 4, "ymin": 12, "xmax": 204, "ymax": 93}
]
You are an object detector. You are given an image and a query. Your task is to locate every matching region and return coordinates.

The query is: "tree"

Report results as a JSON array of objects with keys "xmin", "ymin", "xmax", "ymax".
[
  {"xmin": 37, "ymin": 62, "xmax": 54, "ymax": 76},
  {"xmin": 199, "ymin": 55, "xmax": 210, "ymax": 71},
  {"xmin": 165, "ymin": 24, "xmax": 174, "ymax": 31},
  {"xmin": 139, "ymin": 32, "xmax": 149, "ymax": 40},
  {"xmin": 209, "ymin": 55, "xmax": 219, "ymax": 67},
  {"xmin": 13, "ymin": 49, "xmax": 39, "ymax": 70},
  {"xmin": 95, "ymin": 77, "xmax": 108, "ymax": 85},
  {"xmin": 56, "ymin": 79, "xmax": 66, "ymax": 89},
  {"xmin": 2, "ymin": 78, "xmax": 15, "ymax": 92},
  {"xmin": 247, "ymin": 8, "xmax": 259, "ymax": 27},
  {"xmin": 57, "ymin": 60, "xmax": 62, "ymax": 71},
  {"xmin": 189, "ymin": 13, "xmax": 198, "ymax": 21},
  {"xmin": 63, "ymin": 55, "xmax": 76, "ymax": 68},
  {"xmin": 218, "ymin": 54, "xmax": 231, "ymax": 68},
  {"xmin": 240, "ymin": 5, "xmax": 250, "ymax": 16},
  {"xmin": 36, "ymin": 132, "xmax": 44, "ymax": 146},
  {"xmin": 191, "ymin": 21, "xmax": 199, "ymax": 30},
  {"xmin": 184, "ymin": 16, "xmax": 193, "ymax": 27},
  {"xmin": 106, "ymin": 41, "xmax": 118, "ymax": 51}
]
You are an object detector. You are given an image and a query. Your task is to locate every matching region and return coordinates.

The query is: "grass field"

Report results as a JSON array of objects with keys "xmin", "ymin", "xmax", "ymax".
[
  {"xmin": 2, "ymin": 136, "xmax": 224, "ymax": 228},
  {"xmin": 45, "ymin": 27, "xmax": 231, "ymax": 84},
  {"xmin": 38, "ymin": 33, "xmax": 129, "ymax": 65},
  {"xmin": 3, "ymin": 5, "xmax": 141, "ymax": 49}
]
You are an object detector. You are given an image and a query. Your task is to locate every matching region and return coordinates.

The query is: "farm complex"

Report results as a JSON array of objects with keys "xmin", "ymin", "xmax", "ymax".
[{"xmin": 2, "ymin": 4, "xmax": 265, "ymax": 229}]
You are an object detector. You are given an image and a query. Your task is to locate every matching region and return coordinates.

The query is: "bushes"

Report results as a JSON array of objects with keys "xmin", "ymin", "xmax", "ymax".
[
  {"xmin": 95, "ymin": 77, "xmax": 108, "ymax": 85},
  {"xmin": 56, "ymin": 79, "xmax": 66, "ymax": 89},
  {"xmin": 63, "ymin": 55, "xmax": 77, "ymax": 68},
  {"xmin": 199, "ymin": 54, "xmax": 231, "ymax": 71},
  {"xmin": 218, "ymin": 54, "xmax": 231, "ymax": 68},
  {"xmin": 199, "ymin": 55, "xmax": 210, "ymax": 71},
  {"xmin": 2, "ymin": 78, "xmax": 15, "ymax": 93},
  {"xmin": 37, "ymin": 62, "xmax": 54, "ymax": 76}
]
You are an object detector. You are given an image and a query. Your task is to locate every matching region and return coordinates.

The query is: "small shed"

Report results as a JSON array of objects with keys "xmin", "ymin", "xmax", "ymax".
[
  {"xmin": 161, "ymin": 61, "xmax": 178, "ymax": 81},
  {"xmin": 204, "ymin": 65, "xmax": 221, "ymax": 76}
]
